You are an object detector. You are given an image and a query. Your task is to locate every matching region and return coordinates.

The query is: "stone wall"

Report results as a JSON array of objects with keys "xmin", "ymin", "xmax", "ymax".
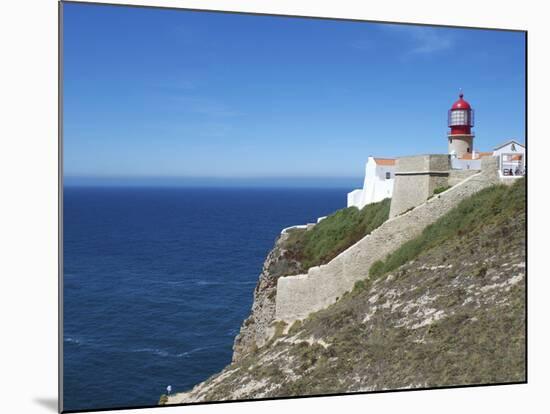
[
  {"xmin": 389, "ymin": 154, "xmax": 450, "ymax": 218},
  {"xmin": 275, "ymin": 156, "xmax": 499, "ymax": 322},
  {"xmin": 448, "ymin": 169, "xmax": 480, "ymax": 186}
]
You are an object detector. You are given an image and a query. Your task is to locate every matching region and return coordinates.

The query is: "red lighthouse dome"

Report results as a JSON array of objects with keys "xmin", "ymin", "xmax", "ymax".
[
  {"xmin": 451, "ymin": 93, "xmax": 472, "ymax": 110},
  {"xmin": 448, "ymin": 92, "xmax": 474, "ymax": 135}
]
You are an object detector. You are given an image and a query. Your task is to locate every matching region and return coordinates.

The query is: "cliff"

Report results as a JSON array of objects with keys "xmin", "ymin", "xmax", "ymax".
[
  {"xmin": 232, "ymin": 197, "xmax": 391, "ymax": 361},
  {"xmin": 164, "ymin": 178, "xmax": 525, "ymax": 404},
  {"xmin": 231, "ymin": 231, "xmax": 302, "ymax": 362}
]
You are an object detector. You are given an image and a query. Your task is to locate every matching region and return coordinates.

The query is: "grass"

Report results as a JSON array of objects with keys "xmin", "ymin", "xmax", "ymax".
[
  {"xmin": 284, "ymin": 198, "xmax": 391, "ymax": 271},
  {"xmin": 288, "ymin": 319, "xmax": 303, "ymax": 335},
  {"xmin": 369, "ymin": 178, "xmax": 525, "ymax": 279},
  {"xmin": 271, "ymin": 321, "xmax": 287, "ymax": 340}
]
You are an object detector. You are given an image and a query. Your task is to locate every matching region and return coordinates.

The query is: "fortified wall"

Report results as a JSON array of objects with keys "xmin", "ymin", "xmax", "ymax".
[
  {"xmin": 448, "ymin": 169, "xmax": 480, "ymax": 186},
  {"xmin": 389, "ymin": 154, "xmax": 450, "ymax": 218},
  {"xmin": 275, "ymin": 156, "xmax": 499, "ymax": 322}
]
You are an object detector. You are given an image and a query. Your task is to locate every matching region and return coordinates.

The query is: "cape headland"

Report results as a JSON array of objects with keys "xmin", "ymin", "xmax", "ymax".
[{"xmin": 161, "ymin": 152, "xmax": 526, "ymax": 404}]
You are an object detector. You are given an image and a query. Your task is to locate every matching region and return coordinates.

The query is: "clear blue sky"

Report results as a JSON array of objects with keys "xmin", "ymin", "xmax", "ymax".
[{"xmin": 63, "ymin": 2, "xmax": 525, "ymax": 187}]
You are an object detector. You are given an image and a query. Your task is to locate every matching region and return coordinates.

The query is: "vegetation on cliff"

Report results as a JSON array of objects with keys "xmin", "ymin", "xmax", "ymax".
[
  {"xmin": 233, "ymin": 197, "xmax": 391, "ymax": 360},
  {"xmin": 370, "ymin": 178, "xmax": 525, "ymax": 279},
  {"xmin": 164, "ymin": 179, "xmax": 525, "ymax": 403},
  {"xmin": 284, "ymin": 198, "xmax": 391, "ymax": 272}
]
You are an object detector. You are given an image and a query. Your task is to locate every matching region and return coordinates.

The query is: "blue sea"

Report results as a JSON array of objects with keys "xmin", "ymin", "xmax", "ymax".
[{"xmin": 63, "ymin": 186, "xmax": 347, "ymax": 411}]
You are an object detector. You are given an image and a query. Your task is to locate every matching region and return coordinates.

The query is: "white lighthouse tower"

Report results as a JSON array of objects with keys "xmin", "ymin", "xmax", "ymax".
[{"xmin": 448, "ymin": 92, "xmax": 475, "ymax": 158}]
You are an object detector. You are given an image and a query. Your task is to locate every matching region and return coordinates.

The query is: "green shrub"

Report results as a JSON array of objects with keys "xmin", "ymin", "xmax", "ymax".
[
  {"xmin": 273, "ymin": 320, "xmax": 287, "ymax": 338},
  {"xmin": 368, "ymin": 260, "xmax": 386, "ymax": 279},
  {"xmin": 352, "ymin": 279, "xmax": 368, "ymax": 293},
  {"xmin": 284, "ymin": 198, "xmax": 391, "ymax": 270},
  {"xmin": 288, "ymin": 319, "xmax": 303, "ymax": 335}
]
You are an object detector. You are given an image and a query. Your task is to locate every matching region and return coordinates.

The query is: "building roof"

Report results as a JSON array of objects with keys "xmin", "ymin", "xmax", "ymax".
[
  {"xmin": 494, "ymin": 139, "xmax": 525, "ymax": 151},
  {"xmin": 373, "ymin": 158, "xmax": 396, "ymax": 166},
  {"xmin": 459, "ymin": 151, "xmax": 493, "ymax": 160}
]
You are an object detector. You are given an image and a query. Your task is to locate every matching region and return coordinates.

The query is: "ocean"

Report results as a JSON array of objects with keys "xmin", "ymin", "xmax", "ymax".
[{"xmin": 63, "ymin": 186, "xmax": 348, "ymax": 411}]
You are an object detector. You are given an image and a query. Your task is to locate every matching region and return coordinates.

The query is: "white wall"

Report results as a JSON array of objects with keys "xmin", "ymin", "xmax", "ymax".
[
  {"xmin": 370, "ymin": 163, "xmax": 395, "ymax": 202},
  {"xmin": 347, "ymin": 157, "xmax": 395, "ymax": 209},
  {"xmin": 450, "ymin": 157, "xmax": 482, "ymax": 170},
  {"xmin": 347, "ymin": 189, "xmax": 363, "ymax": 209}
]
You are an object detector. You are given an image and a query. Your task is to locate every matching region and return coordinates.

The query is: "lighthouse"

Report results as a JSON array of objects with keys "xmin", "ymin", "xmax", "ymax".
[{"xmin": 448, "ymin": 92, "xmax": 475, "ymax": 158}]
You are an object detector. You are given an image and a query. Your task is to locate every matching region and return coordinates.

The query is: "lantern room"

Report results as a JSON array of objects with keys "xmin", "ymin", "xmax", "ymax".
[{"xmin": 448, "ymin": 93, "xmax": 475, "ymax": 135}]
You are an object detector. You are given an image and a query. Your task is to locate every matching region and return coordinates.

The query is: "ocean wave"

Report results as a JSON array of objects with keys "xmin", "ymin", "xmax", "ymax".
[
  {"xmin": 131, "ymin": 348, "xmax": 174, "ymax": 358},
  {"xmin": 152, "ymin": 280, "xmax": 187, "ymax": 286},
  {"xmin": 64, "ymin": 337, "xmax": 83, "ymax": 345},
  {"xmin": 130, "ymin": 344, "xmax": 220, "ymax": 359},
  {"xmin": 194, "ymin": 280, "xmax": 218, "ymax": 286},
  {"xmin": 147, "ymin": 278, "xmax": 256, "ymax": 287}
]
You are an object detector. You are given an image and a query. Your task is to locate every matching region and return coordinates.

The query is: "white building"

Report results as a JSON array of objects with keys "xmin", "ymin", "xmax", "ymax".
[
  {"xmin": 347, "ymin": 156, "xmax": 395, "ymax": 209},
  {"xmin": 450, "ymin": 139, "xmax": 526, "ymax": 176},
  {"xmin": 493, "ymin": 139, "xmax": 526, "ymax": 178}
]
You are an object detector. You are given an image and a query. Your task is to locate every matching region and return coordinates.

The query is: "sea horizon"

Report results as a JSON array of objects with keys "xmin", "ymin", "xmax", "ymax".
[{"xmin": 63, "ymin": 176, "xmax": 363, "ymax": 190}]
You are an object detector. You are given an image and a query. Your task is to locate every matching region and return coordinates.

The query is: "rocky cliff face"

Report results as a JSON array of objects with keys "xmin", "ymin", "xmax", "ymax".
[
  {"xmin": 231, "ymin": 231, "xmax": 303, "ymax": 362},
  {"xmin": 164, "ymin": 179, "xmax": 526, "ymax": 405}
]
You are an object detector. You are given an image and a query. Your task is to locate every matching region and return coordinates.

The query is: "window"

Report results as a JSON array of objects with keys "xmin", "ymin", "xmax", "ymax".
[
  {"xmin": 385, "ymin": 172, "xmax": 391, "ymax": 179},
  {"xmin": 449, "ymin": 109, "xmax": 469, "ymax": 125},
  {"xmin": 467, "ymin": 147, "xmax": 470, "ymax": 153},
  {"xmin": 448, "ymin": 108, "xmax": 475, "ymax": 127},
  {"xmin": 511, "ymin": 143, "xmax": 516, "ymax": 151}
]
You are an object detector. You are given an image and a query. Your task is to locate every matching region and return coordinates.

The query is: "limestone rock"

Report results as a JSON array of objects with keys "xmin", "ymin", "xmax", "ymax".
[{"xmin": 231, "ymin": 232, "xmax": 302, "ymax": 362}]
